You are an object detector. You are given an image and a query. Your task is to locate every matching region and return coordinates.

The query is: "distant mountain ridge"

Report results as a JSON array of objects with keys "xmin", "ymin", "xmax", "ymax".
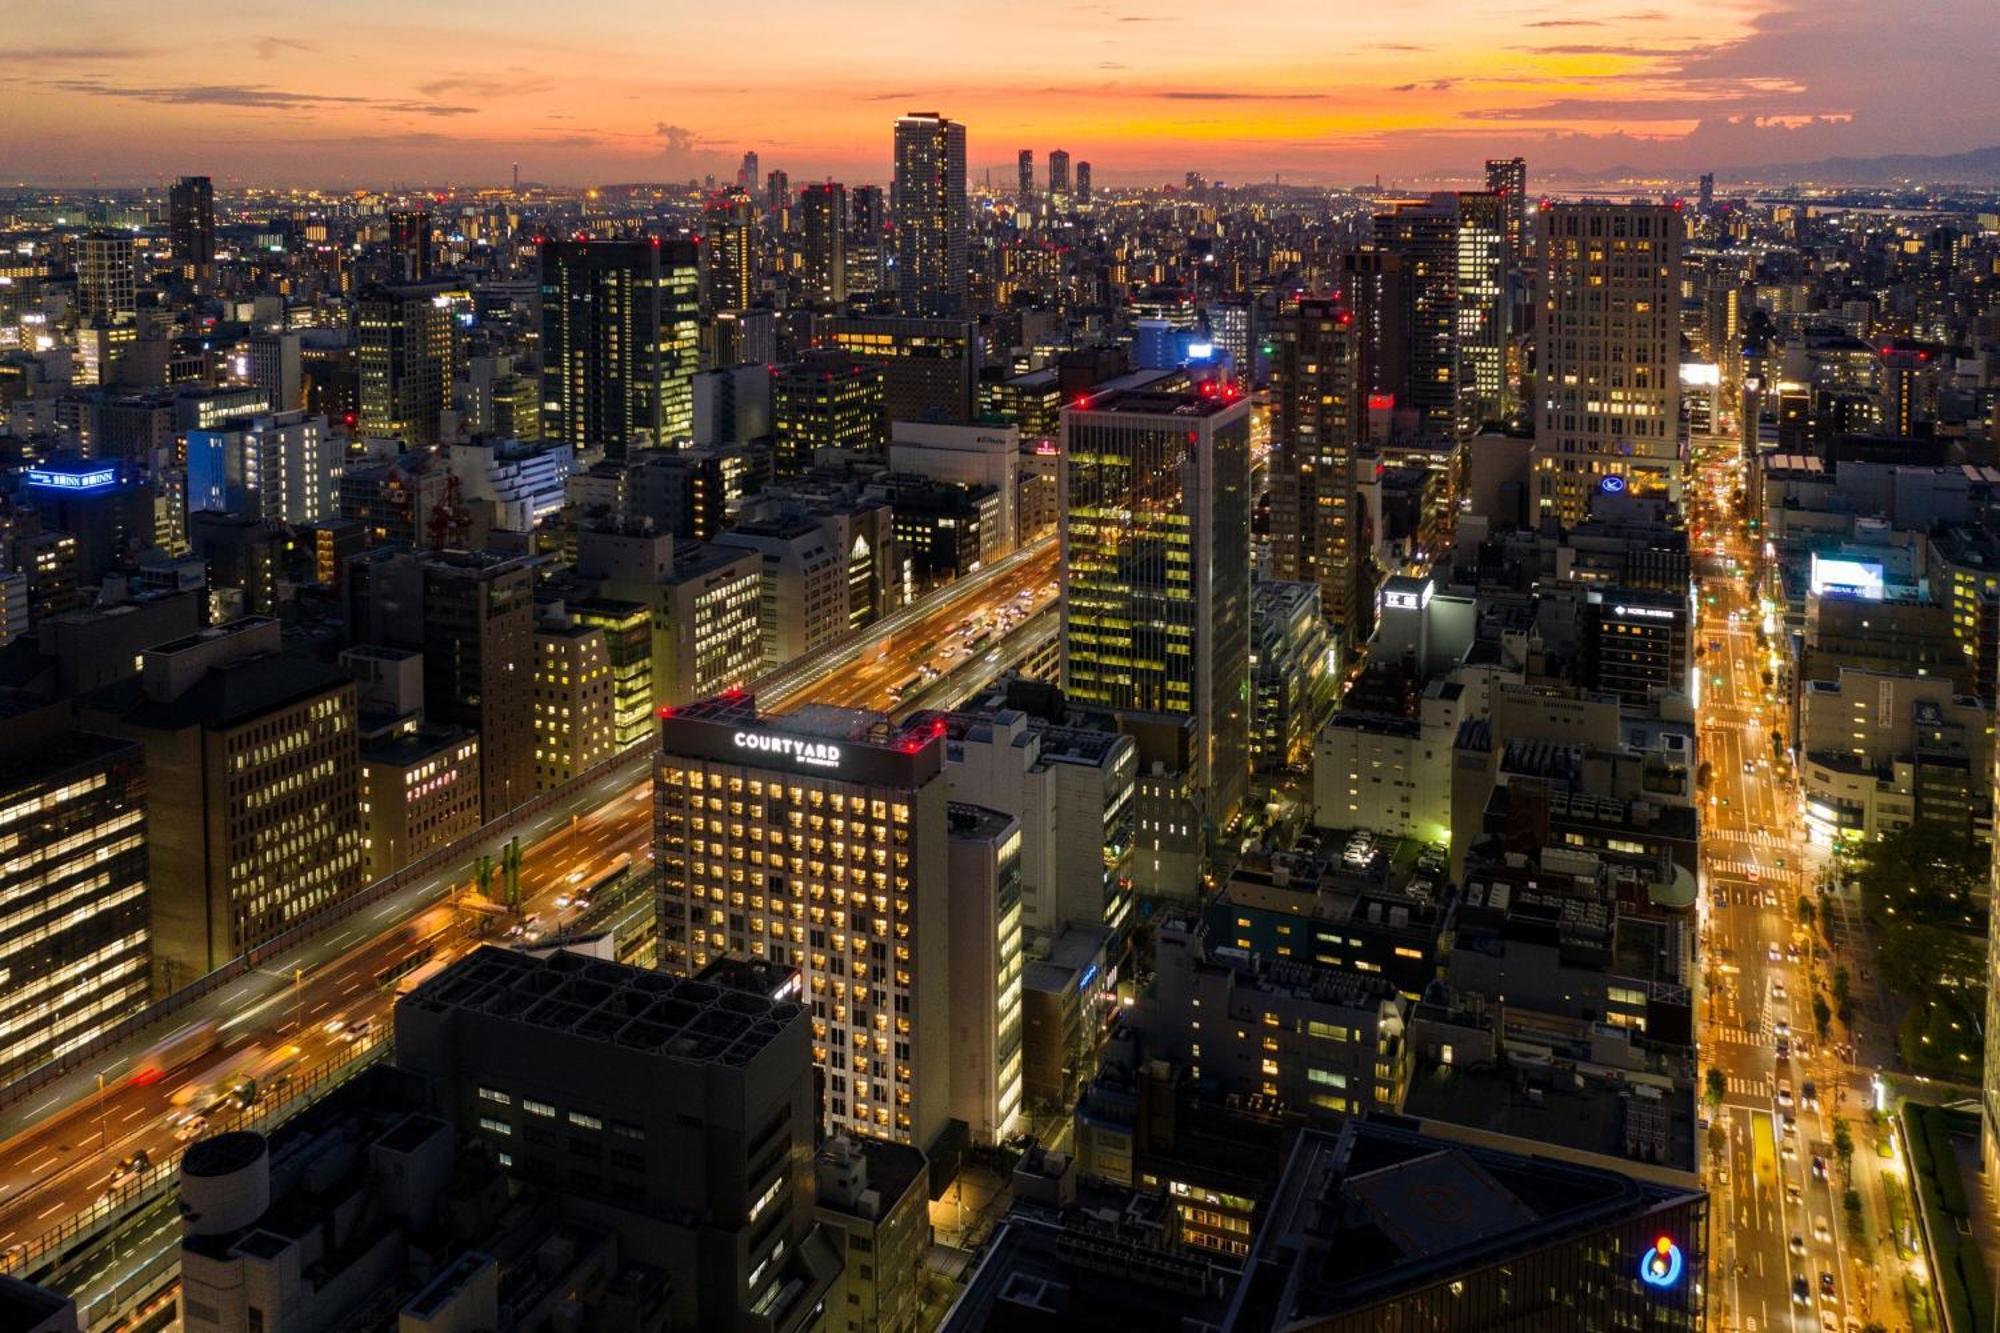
[{"xmin": 1724, "ymin": 144, "xmax": 2000, "ymax": 186}]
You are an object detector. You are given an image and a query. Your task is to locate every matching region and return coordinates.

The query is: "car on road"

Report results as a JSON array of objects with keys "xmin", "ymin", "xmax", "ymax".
[
  {"xmin": 1782, "ymin": 1113, "xmax": 1797, "ymax": 1136},
  {"xmin": 1789, "ymin": 1233, "xmax": 1805, "ymax": 1255},
  {"xmin": 1776, "ymin": 1082, "xmax": 1793, "ymax": 1108},
  {"xmin": 1812, "ymin": 1154, "xmax": 1827, "ymax": 1180},
  {"xmin": 1802, "ymin": 1080, "xmax": 1818, "ymax": 1110},
  {"xmin": 174, "ymin": 1112, "xmax": 208, "ymax": 1141},
  {"xmin": 1772, "ymin": 979, "xmax": 1787, "ymax": 1000},
  {"xmin": 1820, "ymin": 1271, "xmax": 1835, "ymax": 1299},
  {"xmin": 1768, "ymin": 944, "xmax": 1782, "ymax": 963},
  {"xmin": 1813, "ymin": 1216, "xmax": 1831, "ymax": 1243},
  {"xmin": 1776, "ymin": 1036, "xmax": 1791, "ymax": 1059},
  {"xmin": 1792, "ymin": 1275, "xmax": 1810, "ymax": 1305},
  {"xmin": 1774, "ymin": 1018, "xmax": 1790, "ymax": 1038}
]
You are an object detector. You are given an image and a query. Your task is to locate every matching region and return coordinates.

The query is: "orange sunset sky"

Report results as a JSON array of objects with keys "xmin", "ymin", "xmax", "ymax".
[{"xmin": 8, "ymin": 0, "xmax": 1998, "ymax": 187}]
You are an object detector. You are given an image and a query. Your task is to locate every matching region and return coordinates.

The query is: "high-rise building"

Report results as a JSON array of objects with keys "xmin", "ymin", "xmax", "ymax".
[
  {"xmin": 738, "ymin": 149, "xmax": 760, "ymax": 189},
  {"xmin": 1271, "ymin": 298, "xmax": 1362, "ymax": 655},
  {"xmin": 851, "ymin": 184, "xmax": 886, "ymax": 239},
  {"xmin": 530, "ymin": 613, "xmax": 616, "ymax": 789},
  {"xmin": 1484, "ymin": 157, "xmax": 1527, "ymax": 262},
  {"xmin": 653, "ymin": 694, "xmax": 953, "ymax": 1150},
  {"xmin": 570, "ymin": 598, "xmax": 653, "ymax": 751},
  {"xmin": 765, "ymin": 168, "xmax": 790, "ymax": 217},
  {"xmin": 798, "ymin": 182, "xmax": 848, "ymax": 307},
  {"xmin": 79, "ymin": 617, "xmax": 362, "ymax": 989},
  {"xmin": 1016, "ymin": 148, "xmax": 1035, "ymax": 202},
  {"xmin": 1532, "ymin": 203, "xmax": 1683, "ymax": 522},
  {"xmin": 1075, "ymin": 160, "xmax": 1092, "ymax": 202},
  {"xmin": 387, "ymin": 209, "xmax": 432, "ymax": 283},
  {"xmin": 821, "ymin": 315, "xmax": 980, "ymax": 425},
  {"xmin": 539, "ymin": 237, "xmax": 699, "ymax": 459},
  {"xmin": 0, "ymin": 702, "xmax": 149, "ymax": 1080},
  {"xmin": 1061, "ymin": 388, "xmax": 1253, "ymax": 836},
  {"xmin": 1374, "ymin": 199, "xmax": 1461, "ymax": 440},
  {"xmin": 1343, "ymin": 249, "xmax": 1406, "ymax": 407},
  {"xmin": 346, "ymin": 549, "xmax": 536, "ymax": 823},
  {"xmin": 76, "ymin": 231, "xmax": 136, "ymax": 325},
  {"xmin": 187, "ymin": 410, "xmax": 342, "ymax": 526},
  {"xmin": 892, "ymin": 113, "xmax": 968, "ymax": 317},
  {"xmin": 773, "ymin": 350, "xmax": 883, "ymax": 473},
  {"xmin": 356, "ymin": 282, "xmax": 455, "ymax": 450},
  {"xmin": 945, "ymin": 803, "xmax": 1026, "ymax": 1146},
  {"xmin": 1455, "ymin": 189, "xmax": 1508, "ymax": 431},
  {"xmin": 394, "ymin": 946, "xmax": 840, "ymax": 1332},
  {"xmin": 704, "ymin": 189, "xmax": 758, "ymax": 313},
  {"xmin": 168, "ymin": 175, "xmax": 215, "ymax": 287},
  {"xmin": 1047, "ymin": 149, "xmax": 1071, "ymax": 196}
]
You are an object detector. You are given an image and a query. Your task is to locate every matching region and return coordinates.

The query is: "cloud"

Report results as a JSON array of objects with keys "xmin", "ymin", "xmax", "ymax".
[
  {"xmin": 1099, "ymin": 61, "xmax": 1128, "ymax": 70},
  {"xmin": 14, "ymin": 44, "xmax": 158, "ymax": 62},
  {"xmin": 418, "ymin": 75, "xmax": 551, "ymax": 99},
  {"xmin": 1525, "ymin": 19, "xmax": 1602, "ymax": 27},
  {"xmin": 47, "ymin": 78, "xmax": 473, "ymax": 116},
  {"xmin": 252, "ymin": 37, "xmax": 317, "ymax": 59},
  {"xmin": 1364, "ymin": 42, "xmax": 1432, "ymax": 52},
  {"xmin": 1157, "ymin": 90, "xmax": 1325, "ymax": 102},
  {"xmin": 1392, "ymin": 79, "xmax": 1461, "ymax": 93},
  {"xmin": 854, "ymin": 91, "xmax": 927, "ymax": 101},
  {"xmin": 1516, "ymin": 43, "xmax": 1698, "ymax": 56},
  {"xmin": 654, "ymin": 124, "xmax": 700, "ymax": 155}
]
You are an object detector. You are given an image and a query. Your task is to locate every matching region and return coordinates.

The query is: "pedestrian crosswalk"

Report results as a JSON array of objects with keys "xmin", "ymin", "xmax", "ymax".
[
  {"xmin": 1705, "ymin": 829, "xmax": 1794, "ymax": 849},
  {"xmin": 1725, "ymin": 1075, "xmax": 1767, "ymax": 1098},
  {"xmin": 1707, "ymin": 1024, "xmax": 1767, "ymax": 1048},
  {"xmin": 1706, "ymin": 859, "xmax": 1775, "ymax": 880}
]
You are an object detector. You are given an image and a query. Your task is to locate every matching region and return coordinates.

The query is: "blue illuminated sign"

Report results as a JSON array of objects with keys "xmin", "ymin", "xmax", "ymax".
[
  {"xmin": 25, "ymin": 467, "xmax": 117, "ymax": 492},
  {"xmin": 1638, "ymin": 1236, "xmax": 1683, "ymax": 1289},
  {"xmin": 1598, "ymin": 474, "xmax": 1627, "ymax": 495},
  {"xmin": 1077, "ymin": 964, "xmax": 1099, "ymax": 993}
]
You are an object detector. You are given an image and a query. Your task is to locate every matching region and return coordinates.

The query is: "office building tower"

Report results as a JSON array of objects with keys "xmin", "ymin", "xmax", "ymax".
[
  {"xmin": 773, "ymin": 350, "xmax": 883, "ymax": 473},
  {"xmin": 1250, "ymin": 580, "xmax": 1334, "ymax": 770},
  {"xmin": 187, "ymin": 410, "xmax": 341, "ymax": 526},
  {"xmin": 738, "ymin": 149, "xmax": 760, "ymax": 189},
  {"xmin": 539, "ymin": 237, "xmax": 699, "ymax": 459},
  {"xmin": 347, "ymin": 549, "xmax": 536, "ymax": 823},
  {"xmin": 798, "ymin": 182, "xmax": 848, "ymax": 307},
  {"xmin": 704, "ymin": 189, "xmax": 758, "ymax": 313},
  {"xmin": 766, "ymin": 168, "xmax": 790, "ymax": 216},
  {"xmin": 248, "ymin": 331, "xmax": 303, "ymax": 411},
  {"xmin": 393, "ymin": 946, "xmax": 840, "ymax": 1332},
  {"xmin": 1017, "ymin": 149, "xmax": 1035, "ymax": 201},
  {"xmin": 388, "ymin": 209, "xmax": 432, "ymax": 283},
  {"xmin": 356, "ymin": 282, "xmax": 456, "ymax": 450},
  {"xmin": 76, "ymin": 231, "xmax": 136, "ymax": 325},
  {"xmin": 0, "ymin": 702, "xmax": 149, "ymax": 1082},
  {"xmin": 19, "ymin": 458, "xmax": 156, "ymax": 587},
  {"xmin": 1047, "ymin": 149, "xmax": 1071, "ymax": 196},
  {"xmin": 1061, "ymin": 388, "xmax": 1253, "ymax": 835},
  {"xmin": 1456, "ymin": 189, "xmax": 1508, "ymax": 430},
  {"xmin": 653, "ymin": 694, "xmax": 953, "ymax": 1149},
  {"xmin": 1484, "ymin": 156, "xmax": 1527, "ymax": 263},
  {"xmin": 1531, "ymin": 203, "xmax": 1682, "ymax": 522},
  {"xmin": 79, "ymin": 617, "xmax": 361, "ymax": 989},
  {"xmin": 530, "ymin": 612, "xmax": 616, "ymax": 789},
  {"xmin": 1075, "ymin": 161, "xmax": 1092, "ymax": 202},
  {"xmin": 168, "ymin": 175, "xmax": 215, "ymax": 287},
  {"xmin": 821, "ymin": 315, "xmax": 980, "ymax": 425},
  {"xmin": 851, "ymin": 184, "xmax": 886, "ymax": 239},
  {"xmin": 1343, "ymin": 249, "xmax": 1406, "ymax": 408},
  {"xmin": 892, "ymin": 112, "xmax": 968, "ymax": 317},
  {"xmin": 1374, "ymin": 199, "xmax": 1462, "ymax": 440},
  {"xmin": 1271, "ymin": 298, "xmax": 1363, "ymax": 655},
  {"xmin": 946, "ymin": 804, "xmax": 1026, "ymax": 1145},
  {"xmin": 355, "ymin": 719, "xmax": 480, "ymax": 884}
]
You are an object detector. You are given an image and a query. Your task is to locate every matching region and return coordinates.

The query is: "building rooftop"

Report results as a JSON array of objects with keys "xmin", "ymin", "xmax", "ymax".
[{"xmin": 400, "ymin": 946, "xmax": 806, "ymax": 1069}]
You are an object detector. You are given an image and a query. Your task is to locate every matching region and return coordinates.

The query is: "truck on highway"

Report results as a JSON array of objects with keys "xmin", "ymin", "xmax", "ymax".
[{"xmin": 129, "ymin": 1021, "xmax": 221, "ymax": 1088}]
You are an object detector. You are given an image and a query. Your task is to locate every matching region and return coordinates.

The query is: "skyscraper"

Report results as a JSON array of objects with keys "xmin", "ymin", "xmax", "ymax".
[
  {"xmin": 388, "ymin": 209, "xmax": 432, "ymax": 283},
  {"xmin": 76, "ymin": 231, "xmax": 136, "ymax": 325},
  {"xmin": 539, "ymin": 237, "xmax": 699, "ymax": 458},
  {"xmin": 1048, "ymin": 148, "xmax": 1071, "ymax": 196},
  {"xmin": 653, "ymin": 694, "xmax": 954, "ymax": 1150},
  {"xmin": 1271, "ymin": 298, "xmax": 1362, "ymax": 656},
  {"xmin": 356, "ymin": 282, "xmax": 456, "ymax": 450},
  {"xmin": 798, "ymin": 181, "xmax": 848, "ymax": 307},
  {"xmin": 703, "ymin": 188, "xmax": 757, "ymax": 313},
  {"xmin": 1017, "ymin": 148, "xmax": 1034, "ymax": 201},
  {"xmin": 774, "ymin": 349, "xmax": 883, "ymax": 473},
  {"xmin": 347, "ymin": 549, "xmax": 537, "ymax": 823},
  {"xmin": 737, "ymin": 149, "xmax": 760, "ymax": 189},
  {"xmin": 1374, "ymin": 199, "xmax": 1461, "ymax": 440},
  {"xmin": 168, "ymin": 174, "xmax": 215, "ymax": 287},
  {"xmin": 1532, "ymin": 202, "xmax": 1683, "ymax": 522},
  {"xmin": 1075, "ymin": 161, "xmax": 1092, "ymax": 202},
  {"xmin": 1061, "ymin": 388, "xmax": 1252, "ymax": 835},
  {"xmin": 0, "ymin": 703, "xmax": 149, "ymax": 1078},
  {"xmin": 892, "ymin": 112, "xmax": 968, "ymax": 317},
  {"xmin": 1484, "ymin": 157, "xmax": 1527, "ymax": 261},
  {"xmin": 1455, "ymin": 190, "xmax": 1508, "ymax": 430}
]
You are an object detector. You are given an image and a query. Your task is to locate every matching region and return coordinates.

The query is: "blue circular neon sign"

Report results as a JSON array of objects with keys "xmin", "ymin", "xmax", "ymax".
[
  {"xmin": 1638, "ymin": 1236, "xmax": 1683, "ymax": 1289},
  {"xmin": 1599, "ymin": 474, "xmax": 1627, "ymax": 495}
]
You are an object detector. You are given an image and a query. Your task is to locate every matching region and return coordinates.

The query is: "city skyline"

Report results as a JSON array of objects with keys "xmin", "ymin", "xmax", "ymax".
[{"xmin": 12, "ymin": 0, "xmax": 1999, "ymax": 188}]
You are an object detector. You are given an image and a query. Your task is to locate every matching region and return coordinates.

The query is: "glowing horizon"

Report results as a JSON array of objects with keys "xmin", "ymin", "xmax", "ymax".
[{"xmin": 10, "ymin": 0, "xmax": 1997, "ymax": 188}]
